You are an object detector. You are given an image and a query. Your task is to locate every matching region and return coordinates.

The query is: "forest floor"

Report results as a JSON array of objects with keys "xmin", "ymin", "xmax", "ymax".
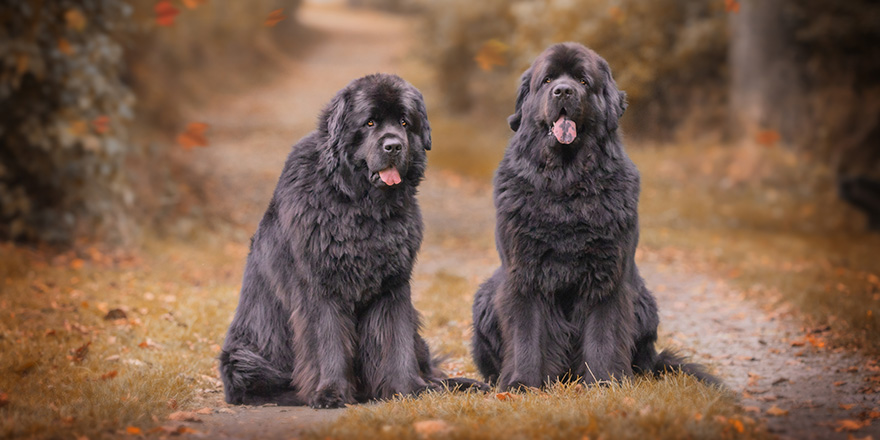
[{"xmin": 2, "ymin": 2, "xmax": 880, "ymax": 440}]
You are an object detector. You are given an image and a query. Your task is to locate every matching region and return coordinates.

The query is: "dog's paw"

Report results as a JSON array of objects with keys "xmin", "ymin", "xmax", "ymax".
[
  {"xmin": 308, "ymin": 386, "xmax": 350, "ymax": 409},
  {"xmin": 501, "ymin": 376, "xmax": 541, "ymax": 392}
]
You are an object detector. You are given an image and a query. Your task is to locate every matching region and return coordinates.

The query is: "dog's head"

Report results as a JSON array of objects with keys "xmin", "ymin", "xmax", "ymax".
[
  {"xmin": 508, "ymin": 42, "xmax": 627, "ymax": 146},
  {"xmin": 320, "ymin": 73, "xmax": 431, "ymax": 190}
]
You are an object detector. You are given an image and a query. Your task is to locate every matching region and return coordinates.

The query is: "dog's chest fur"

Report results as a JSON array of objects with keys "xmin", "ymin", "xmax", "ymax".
[{"xmin": 495, "ymin": 156, "xmax": 638, "ymax": 299}]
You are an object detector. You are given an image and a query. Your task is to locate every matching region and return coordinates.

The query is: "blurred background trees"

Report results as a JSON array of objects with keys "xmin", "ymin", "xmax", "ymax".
[
  {"xmin": 1, "ymin": 0, "xmax": 878, "ymax": 244},
  {"xmin": 420, "ymin": 0, "xmax": 880, "ymax": 228},
  {"xmin": 0, "ymin": 0, "xmax": 302, "ymax": 244}
]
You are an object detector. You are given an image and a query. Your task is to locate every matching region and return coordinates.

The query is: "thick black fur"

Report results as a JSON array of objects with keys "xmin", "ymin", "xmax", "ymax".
[
  {"xmin": 471, "ymin": 43, "xmax": 720, "ymax": 389},
  {"xmin": 219, "ymin": 74, "xmax": 485, "ymax": 408}
]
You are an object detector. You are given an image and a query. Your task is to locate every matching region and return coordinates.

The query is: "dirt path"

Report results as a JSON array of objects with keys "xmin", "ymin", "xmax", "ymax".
[{"xmin": 181, "ymin": 3, "xmax": 879, "ymax": 439}]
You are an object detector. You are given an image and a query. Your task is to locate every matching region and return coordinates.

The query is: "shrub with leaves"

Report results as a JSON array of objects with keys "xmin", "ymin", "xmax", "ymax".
[
  {"xmin": 0, "ymin": 0, "xmax": 136, "ymax": 243},
  {"xmin": 421, "ymin": 0, "xmax": 729, "ymax": 138}
]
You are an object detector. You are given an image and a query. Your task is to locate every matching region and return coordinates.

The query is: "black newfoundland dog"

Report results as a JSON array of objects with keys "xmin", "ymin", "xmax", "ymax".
[
  {"xmin": 220, "ymin": 73, "xmax": 480, "ymax": 408},
  {"xmin": 472, "ymin": 43, "xmax": 719, "ymax": 390}
]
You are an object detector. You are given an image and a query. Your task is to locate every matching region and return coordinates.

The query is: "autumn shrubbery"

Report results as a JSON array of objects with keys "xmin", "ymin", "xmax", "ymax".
[
  {"xmin": 419, "ymin": 0, "xmax": 729, "ymax": 139},
  {"xmin": 0, "ymin": 0, "xmax": 302, "ymax": 244}
]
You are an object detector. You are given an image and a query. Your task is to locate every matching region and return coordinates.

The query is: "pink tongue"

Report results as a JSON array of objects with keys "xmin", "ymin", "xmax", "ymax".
[
  {"xmin": 378, "ymin": 167, "xmax": 402, "ymax": 186},
  {"xmin": 552, "ymin": 116, "xmax": 577, "ymax": 144}
]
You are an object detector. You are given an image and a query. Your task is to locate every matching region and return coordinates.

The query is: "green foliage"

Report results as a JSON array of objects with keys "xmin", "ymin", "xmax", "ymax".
[
  {"xmin": 0, "ymin": 0, "xmax": 136, "ymax": 243},
  {"xmin": 421, "ymin": 0, "xmax": 729, "ymax": 138}
]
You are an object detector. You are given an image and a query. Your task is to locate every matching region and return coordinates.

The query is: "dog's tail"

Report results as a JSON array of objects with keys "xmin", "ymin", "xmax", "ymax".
[{"xmin": 652, "ymin": 349, "xmax": 723, "ymax": 387}]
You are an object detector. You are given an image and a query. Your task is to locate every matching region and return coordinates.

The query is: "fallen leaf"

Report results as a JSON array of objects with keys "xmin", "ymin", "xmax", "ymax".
[
  {"xmin": 70, "ymin": 341, "xmax": 91, "ymax": 363},
  {"xmin": 194, "ymin": 407, "xmax": 213, "ymax": 415},
  {"xmin": 101, "ymin": 370, "xmax": 118, "ymax": 380},
  {"xmin": 413, "ymin": 419, "xmax": 453, "ymax": 437},
  {"xmin": 155, "ymin": 1, "xmax": 180, "ymax": 27},
  {"xmin": 69, "ymin": 120, "xmax": 89, "ymax": 136},
  {"xmin": 138, "ymin": 339, "xmax": 163, "ymax": 350},
  {"xmin": 125, "ymin": 426, "xmax": 141, "ymax": 435},
  {"xmin": 181, "ymin": 0, "xmax": 207, "ymax": 9},
  {"xmin": 58, "ymin": 38, "xmax": 74, "ymax": 55},
  {"xmin": 834, "ymin": 419, "xmax": 870, "ymax": 432},
  {"xmin": 743, "ymin": 406, "xmax": 760, "ymax": 413},
  {"xmin": 730, "ymin": 418, "xmax": 745, "ymax": 433},
  {"xmin": 176, "ymin": 426, "xmax": 201, "ymax": 434},
  {"xmin": 65, "ymin": 9, "xmax": 87, "ymax": 31},
  {"xmin": 834, "ymin": 381, "xmax": 847, "ymax": 387},
  {"xmin": 168, "ymin": 411, "xmax": 202, "ymax": 422},
  {"xmin": 493, "ymin": 392, "xmax": 515, "ymax": 401},
  {"xmin": 474, "ymin": 39, "xmax": 508, "ymax": 71},
  {"xmin": 177, "ymin": 122, "xmax": 209, "ymax": 149},
  {"xmin": 755, "ymin": 129, "xmax": 780, "ymax": 147},
  {"xmin": 766, "ymin": 405, "xmax": 788, "ymax": 416},
  {"xmin": 839, "ymin": 403, "xmax": 856, "ymax": 410},
  {"xmin": 0, "ymin": 392, "xmax": 8, "ymax": 407},
  {"xmin": 264, "ymin": 9, "xmax": 286, "ymax": 27},
  {"xmin": 92, "ymin": 116, "xmax": 110, "ymax": 134},
  {"xmin": 724, "ymin": 0, "xmax": 740, "ymax": 13},
  {"xmin": 70, "ymin": 258, "xmax": 85, "ymax": 269},
  {"xmin": 790, "ymin": 338, "xmax": 806, "ymax": 347}
]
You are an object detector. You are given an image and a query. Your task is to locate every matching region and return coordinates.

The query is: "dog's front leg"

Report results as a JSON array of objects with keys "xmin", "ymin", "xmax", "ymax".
[
  {"xmin": 358, "ymin": 283, "xmax": 428, "ymax": 400},
  {"xmin": 496, "ymin": 278, "xmax": 545, "ymax": 391},
  {"xmin": 578, "ymin": 287, "xmax": 636, "ymax": 384},
  {"xmin": 290, "ymin": 295, "xmax": 357, "ymax": 409}
]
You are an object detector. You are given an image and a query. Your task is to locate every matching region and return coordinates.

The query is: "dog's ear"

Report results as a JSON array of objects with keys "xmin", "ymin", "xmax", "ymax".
[
  {"xmin": 600, "ymin": 62, "xmax": 625, "ymax": 134},
  {"xmin": 325, "ymin": 90, "xmax": 348, "ymax": 149},
  {"xmin": 413, "ymin": 89, "xmax": 432, "ymax": 151},
  {"xmin": 508, "ymin": 68, "xmax": 532, "ymax": 132}
]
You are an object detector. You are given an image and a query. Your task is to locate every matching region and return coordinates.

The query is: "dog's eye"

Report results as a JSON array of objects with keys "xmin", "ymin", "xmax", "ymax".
[
  {"xmin": 544, "ymin": 76, "xmax": 551, "ymax": 84},
  {"xmin": 580, "ymin": 78, "xmax": 588, "ymax": 86},
  {"xmin": 366, "ymin": 120, "xmax": 374, "ymax": 127},
  {"xmin": 400, "ymin": 118, "xmax": 407, "ymax": 127}
]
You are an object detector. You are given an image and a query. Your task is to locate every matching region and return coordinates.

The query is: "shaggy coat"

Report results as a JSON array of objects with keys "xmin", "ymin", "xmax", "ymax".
[
  {"xmin": 219, "ymin": 74, "xmax": 479, "ymax": 408},
  {"xmin": 472, "ymin": 43, "xmax": 718, "ymax": 389}
]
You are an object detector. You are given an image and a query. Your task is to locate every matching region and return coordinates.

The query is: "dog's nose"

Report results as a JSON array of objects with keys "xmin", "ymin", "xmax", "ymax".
[
  {"xmin": 552, "ymin": 84, "xmax": 574, "ymax": 98},
  {"xmin": 382, "ymin": 139, "xmax": 403, "ymax": 155}
]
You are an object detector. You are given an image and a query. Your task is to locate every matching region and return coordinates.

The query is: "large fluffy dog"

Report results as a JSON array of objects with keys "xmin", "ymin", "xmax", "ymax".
[
  {"xmin": 472, "ymin": 43, "xmax": 718, "ymax": 389},
  {"xmin": 220, "ymin": 74, "xmax": 478, "ymax": 408}
]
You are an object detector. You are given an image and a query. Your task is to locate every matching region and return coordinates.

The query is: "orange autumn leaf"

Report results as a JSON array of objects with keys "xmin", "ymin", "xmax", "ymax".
[
  {"xmin": 101, "ymin": 370, "xmax": 118, "ymax": 380},
  {"xmin": 474, "ymin": 39, "xmax": 508, "ymax": 72},
  {"xmin": 69, "ymin": 120, "xmax": 89, "ymax": 137},
  {"xmin": 177, "ymin": 122, "xmax": 210, "ymax": 149},
  {"xmin": 176, "ymin": 426, "xmax": 201, "ymax": 435},
  {"xmin": 65, "ymin": 9, "xmax": 87, "ymax": 31},
  {"xmin": 0, "ymin": 392, "xmax": 8, "ymax": 407},
  {"xmin": 155, "ymin": 1, "xmax": 180, "ymax": 27},
  {"xmin": 92, "ymin": 116, "xmax": 110, "ymax": 134},
  {"xmin": 724, "ymin": 0, "xmax": 740, "ymax": 13},
  {"xmin": 264, "ymin": 9, "xmax": 286, "ymax": 27},
  {"xmin": 765, "ymin": 405, "xmax": 788, "ymax": 416},
  {"xmin": 125, "ymin": 426, "xmax": 142, "ymax": 435},
  {"xmin": 755, "ymin": 129, "xmax": 780, "ymax": 147},
  {"xmin": 729, "ymin": 419, "xmax": 745, "ymax": 433},
  {"xmin": 58, "ymin": 38, "xmax": 74, "ymax": 55},
  {"xmin": 494, "ymin": 392, "xmax": 515, "ymax": 401},
  {"xmin": 182, "ymin": 0, "xmax": 207, "ymax": 9},
  {"xmin": 70, "ymin": 258, "xmax": 85, "ymax": 269},
  {"xmin": 834, "ymin": 419, "xmax": 870, "ymax": 432}
]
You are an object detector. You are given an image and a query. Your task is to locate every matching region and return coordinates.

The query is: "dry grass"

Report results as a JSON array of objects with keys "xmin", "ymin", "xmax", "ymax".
[
  {"xmin": 0, "ymin": 236, "xmax": 246, "ymax": 438},
  {"xmin": 303, "ymin": 377, "xmax": 763, "ymax": 440}
]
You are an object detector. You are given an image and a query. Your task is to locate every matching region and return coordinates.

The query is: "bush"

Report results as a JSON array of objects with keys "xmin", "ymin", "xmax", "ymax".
[
  {"xmin": 0, "ymin": 0, "xmax": 302, "ymax": 244},
  {"xmin": 0, "ymin": 0, "xmax": 136, "ymax": 243}
]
